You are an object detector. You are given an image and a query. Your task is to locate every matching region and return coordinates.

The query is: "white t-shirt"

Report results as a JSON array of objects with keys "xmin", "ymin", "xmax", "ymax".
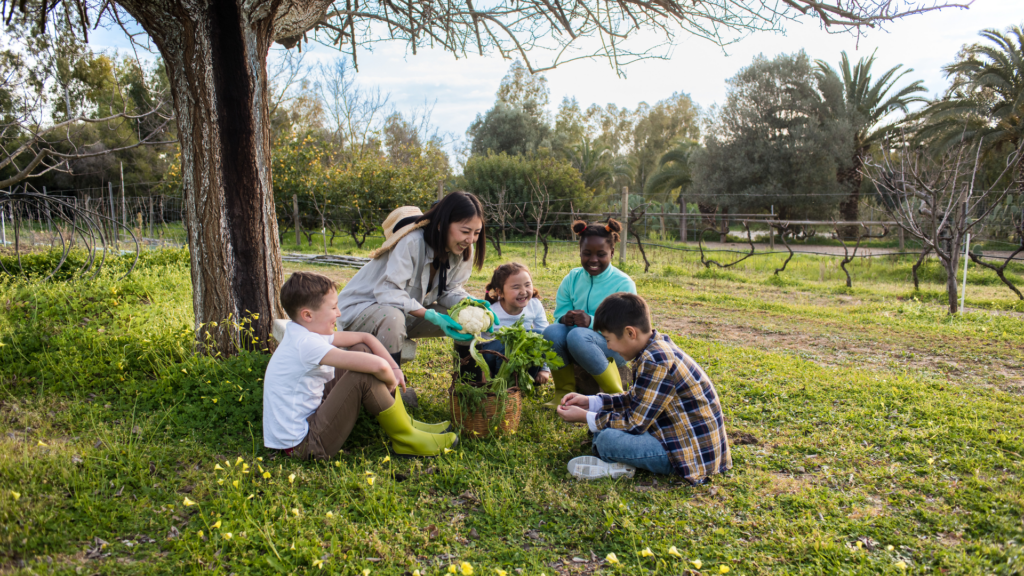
[
  {"xmin": 263, "ymin": 322, "xmax": 336, "ymax": 449},
  {"xmin": 492, "ymin": 298, "xmax": 549, "ymax": 332}
]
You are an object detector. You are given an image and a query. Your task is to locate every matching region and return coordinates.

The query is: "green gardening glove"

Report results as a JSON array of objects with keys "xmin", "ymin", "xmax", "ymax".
[
  {"xmin": 468, "ymin": 297, "xmax": 501, "ymax": 328},
  {"xmin": 424, "ymin": 309, "xmax": 474, "ymax": 342}
]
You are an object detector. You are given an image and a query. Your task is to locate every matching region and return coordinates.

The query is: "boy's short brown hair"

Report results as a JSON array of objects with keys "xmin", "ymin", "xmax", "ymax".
[
  {"xmin": 593, "ymin": 292, "xmax": 652, "ymax": 337},
  {"xmin": 280, "ymin": 272, "xmax": 337, "ymax": 320}
]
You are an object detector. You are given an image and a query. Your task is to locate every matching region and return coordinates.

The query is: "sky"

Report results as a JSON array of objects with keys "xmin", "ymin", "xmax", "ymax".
[{"xmin": 89, "ymin": 0, "xmax": 1024, "ymax": 147}]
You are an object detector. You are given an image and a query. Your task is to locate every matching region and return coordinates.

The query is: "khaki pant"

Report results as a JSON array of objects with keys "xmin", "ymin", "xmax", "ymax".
[
  {"xmin": 344, "ymin": 303, "xmax": 448, "ymax": 355},
  {"xmin": 290, "ymin": 344, "xmax": 395, "ymax": 461}
]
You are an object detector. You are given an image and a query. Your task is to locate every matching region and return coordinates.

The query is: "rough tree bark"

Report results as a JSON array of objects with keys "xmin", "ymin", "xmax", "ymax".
[{"xmin": 117, "ymin": 0, "xmax": 332, "ymax": 353}]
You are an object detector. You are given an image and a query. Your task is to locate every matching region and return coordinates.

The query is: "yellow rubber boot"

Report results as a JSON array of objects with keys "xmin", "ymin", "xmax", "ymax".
[
  {"xmin": 593, "ymin": 360, "xmax": 624, "ymax": 394},
  {"xmin": 542, "ymin": 365, "xmax": 577, "ymax": 409},
  {"xmin": 377, "ymin": 393, "xmax": 458, "ymax": 456}
]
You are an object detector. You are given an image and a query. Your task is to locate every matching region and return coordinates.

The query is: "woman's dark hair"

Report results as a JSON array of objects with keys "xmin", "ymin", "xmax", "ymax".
[
  {"xmin": 572, "ymin": 219, "xmax": 621, "ymax": 249},
  {"xmin": 419, "ymin": 191, "xmax": 487, "ymax": 270},
  {"xmin": 484, "ymin": 262, "xmax": 541, "ymax": 304}
]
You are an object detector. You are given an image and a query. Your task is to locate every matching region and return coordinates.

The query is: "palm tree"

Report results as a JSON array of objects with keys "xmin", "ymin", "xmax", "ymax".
[
  {"xmin": 816, "ymin": 51, "xmax": 927, "ymax": 224},
  {"xmin": 917, "ymin": 25, "xmax": 1024, "ymax": 191},
  {"xmin": 645, "ymin": 139, "xmax": 698, "ymax": 240}
]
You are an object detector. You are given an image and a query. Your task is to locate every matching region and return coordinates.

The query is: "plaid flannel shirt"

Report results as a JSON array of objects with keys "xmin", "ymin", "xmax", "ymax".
[{"xmin": 595, "ymin": 331, "xmax": 731, "ymax": 484}]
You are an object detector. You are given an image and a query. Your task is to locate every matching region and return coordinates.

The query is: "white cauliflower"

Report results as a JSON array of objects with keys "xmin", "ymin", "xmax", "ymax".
[{"xmin": 456, "ymin": 306, "xmax": 492, "ymax": 335}]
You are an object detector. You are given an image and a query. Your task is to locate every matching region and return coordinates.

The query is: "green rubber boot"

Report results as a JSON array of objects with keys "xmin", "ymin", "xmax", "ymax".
[
  {"xmin": 542, "ymin": 365, "xmax": 577, "ymax": 409},
  {"xmin": 377, "ymin": 392, "xmax": 458, "ymax": 457},
  {"xmin": 593, "ymin": 360, "xmax": 624, "ymax": 394},
  {"xmin": 412, "ymin": 419, "xmax": 453, "ymax": 434}
]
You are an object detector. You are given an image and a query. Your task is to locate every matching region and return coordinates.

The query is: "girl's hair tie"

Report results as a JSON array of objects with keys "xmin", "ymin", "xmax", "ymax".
[{"xmin": 604, "ymin": 224, "xmax": 611, "ymax": 232}]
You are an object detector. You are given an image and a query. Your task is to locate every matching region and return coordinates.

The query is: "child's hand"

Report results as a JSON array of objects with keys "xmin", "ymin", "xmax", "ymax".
[
  {"xmin": 560, "ymin": 392, "xmax": 590, "ymax": 410},
  {"xmin": 534, "ymin": 370, "xmax": 551, "ymax": 385},
  {"xmin": 572, "ymin": 312, "xmax": 591, "ymax": 328},
  {"xmin": 556, "ymin": 405, "xmax": 588, "ymax": 423},
  {"xmin": 392, "ymin": 367, "xmax": 407, "ymax": 393}
]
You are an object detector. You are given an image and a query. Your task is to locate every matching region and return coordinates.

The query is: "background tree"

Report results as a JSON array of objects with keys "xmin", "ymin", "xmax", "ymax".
[
  {"xmin": 918, "ymin": 25, "xmax": 1024, "ymax": 192},
  {"xmin": 1, "ymin": 0, "xmax": 967, "ymax": 354},
  {"xmin": 645, "ymin": 139, "xmax": 699, "ymax": 240},
  {"xmin": 690, "ymin": 52, "xmax": 854, "ymax": 221},
  {"xmin": 866, "ymin": 137, "xmax": 1021, "ymax": 314},
  {"xmin": 816, "ymin": 50, "xmax": 927, "ymax": 227}
]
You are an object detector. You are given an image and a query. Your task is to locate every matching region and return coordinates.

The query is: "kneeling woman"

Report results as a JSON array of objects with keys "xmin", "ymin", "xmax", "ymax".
[
  {"xmin": 337, "ymin": 192, "xmax": 489, "ymax": 370},
  {"xmin": 543, "ymin": 220, "xmax": 636, "ymax": 405}
]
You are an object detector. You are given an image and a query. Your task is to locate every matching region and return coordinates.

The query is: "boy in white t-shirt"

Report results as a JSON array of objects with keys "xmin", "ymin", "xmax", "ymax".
[{"xmin": 264, "ymin": 272, "xmax": 457, "ymax": 459}]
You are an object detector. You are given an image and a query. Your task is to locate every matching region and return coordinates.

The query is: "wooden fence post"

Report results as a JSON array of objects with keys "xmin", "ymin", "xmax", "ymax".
[
  {"xmin": 148, "ymin": 195, "xmax": 154, "ymax": 238},
  {"xmin": 620, "ymin": 186, "xmax": 629, "ymax": 266},
  {"xmin": 108, "ymin": 181, "xmax": 117, "ymax": 244}
]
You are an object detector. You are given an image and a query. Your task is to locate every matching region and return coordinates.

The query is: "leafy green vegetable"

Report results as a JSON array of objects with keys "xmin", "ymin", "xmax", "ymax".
[{"xmin": 493, "ymin": 318, "xmax": 564, "ymax": 398}]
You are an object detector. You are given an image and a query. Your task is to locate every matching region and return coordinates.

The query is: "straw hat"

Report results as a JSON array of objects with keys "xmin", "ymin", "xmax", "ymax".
[{"xmin": 368, "ymin": 206, "xmax": 430, "ymax": 259}]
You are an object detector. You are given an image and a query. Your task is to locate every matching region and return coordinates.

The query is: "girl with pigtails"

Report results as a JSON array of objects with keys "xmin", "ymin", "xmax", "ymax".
[{"xmin": 541, "ymin": 219, "xmax": 637, "ymax": 407}]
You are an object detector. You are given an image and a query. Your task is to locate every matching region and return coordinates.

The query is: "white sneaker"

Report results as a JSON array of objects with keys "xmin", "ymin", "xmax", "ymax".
[{"xmin": 568, "ymin": 456, "xmax": 636, "ymax": 480}]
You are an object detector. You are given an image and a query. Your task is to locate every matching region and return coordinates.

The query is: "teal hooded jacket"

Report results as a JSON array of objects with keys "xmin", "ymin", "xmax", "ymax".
[{"xmin": 553, "ymin": 265, "xmax": 637, "ymax": 329}]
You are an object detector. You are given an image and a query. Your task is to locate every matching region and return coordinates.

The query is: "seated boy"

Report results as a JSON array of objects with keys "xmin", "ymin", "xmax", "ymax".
[
  {"xmin": 556, "ymin": 292, "xmax": 731, "ymax": 484},
  {"xmin": 264, "ymin": 271, "xmax": 457, "ymax": 460}
]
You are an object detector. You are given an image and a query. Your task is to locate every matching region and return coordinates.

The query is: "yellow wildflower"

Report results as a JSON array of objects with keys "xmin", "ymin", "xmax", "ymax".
[
  {"xmin": 225, "ymin": 460, "xmax": 231, "ymax": 468},
  {"xmin": 927, "ymin": 458, "xmax": 935, "ymax": 465},
  {"xmin": 211, "ymin": 398, "xmax": 218, "ymax": 404},
  {"xmin": 10, "ymin": 491, "xmax": 20, "ymax": 501},
  {"xmin": 334, "ymin": 461, "xmax": 341, "ymax": 468},
  {"xmin": 382, "ymin": 455, "xmax": 390, "ymax": 463},
  {"xmin": 668, "ymin": 546, "xmax": 682, "ymax": 558},
  {"xmin": 413, "ymin": 571, "xmax": 422, "ymax": 576},
  {"xmin": 495, "ymin": 570, "xmax": 507, "ymax": 576},
  {"xmin": 235, "ymin": 457, "xmax": 244, "ymax": 466},
  {"xmin": 223, "ymin": 532, "xmax": 233, "ymax": 540},
  {"xmin": 641, "ymin": 547, "xmax": 654, "ymax": 557},
  {"xmin": 214, "ymin": 464, "xmax": 224, "ymax": 471},
  {"xmin": 313, "ymin": 559, "xmax": 324, "ymax": 569},
  {"xmin": 692, "ymin": 559, "xmax": 703, "ymax": 569},
  {"xmin": 182, "ymin": 497, "xmax": 196, "ymax": 506},
  {"xmin": 257, "ymin": 457, "xmax": 263, "ymax": 462},
  {"xmin": 289, "ymin": 474, "xmax": 296, "ymax": 484},
  {"xmin": 606, "ymin": 553, "xmax": 619, "ymax": 565},
  {"xmin": 856, "ymin": 541, "xmax": 863, "ymax": 550},
  {"xmin": 181, "ymin": 369, "xmax": 187, "ymax": 374},
  {"xmin": 290, "ymin": 542, "xmax": 296, "ymax": 550},
  {"xmin": 326, "ymin": 511, "xmax": 334, "ymax": 518},
  {"xmin": 461, "ymin": 561, "xmax": 473, "ymax": 575},
  {"xmin": 367, "ymin": 477, "xmax": 375, "ymax": 486},
  {"xmin": 719, "ymin": 565, "xmax": 729, "ymax": 574},
  {"xmin": 197, "ymin": 530, "xmax": 204, "ymax": 538},
  {"xmin": 232, "ymin": 480, "xmax": 239, "ymax": 488},
  {"xmin": 444, "ymin": 448, "xmax": 454, "ymax": 454},
  {"xmin": 263, "ymin": 472, "xmax": 271, "ymax": 479},
  {"xmin": 212, "ymin": 520, "xmax": 221, "ymax": 529},
  {"xmin": 291, "ymin": 508, "xmax": 300, "ymax": 516},
  {"xmin": 37, "ymin": 440, "xmax": 48, "ymax": 447},
  {"xmin": 362, "ymin": 570, "xmax": 371, "ymax": 576},
  {"xmin": 886, "ymin": 545, "xmax": 895, "ymax": 551},
  {"xmin": 247, "ymin": 494, "xmax": 254, "ymax": 500},
  {"xmin": 895, "ymin": 561, "xmax": 908, "ymax": 570},
  {"xmin": 448, "ymin": 565, "xmax": 457, "ymax": 574}
]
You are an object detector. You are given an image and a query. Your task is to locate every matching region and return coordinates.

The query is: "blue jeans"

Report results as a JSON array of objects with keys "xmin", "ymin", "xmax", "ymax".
[
  {"xmin": 542, "ymin": 324, "xmax": 626, "ymax": 375},
  {"xmin": 592, "ymin": 429, "xmax": 675, "ymax": 475}
]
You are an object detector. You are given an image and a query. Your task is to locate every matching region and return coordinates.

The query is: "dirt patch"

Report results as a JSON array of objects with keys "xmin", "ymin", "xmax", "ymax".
[{"xmin": 766, "ymin": 472, "xmax": 814, "ymax": 496}]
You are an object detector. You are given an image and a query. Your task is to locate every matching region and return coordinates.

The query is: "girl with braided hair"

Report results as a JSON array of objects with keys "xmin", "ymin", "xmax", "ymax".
[{"xmin": 541, "ymin": 219, "xmax": 636, "ymax": 407}]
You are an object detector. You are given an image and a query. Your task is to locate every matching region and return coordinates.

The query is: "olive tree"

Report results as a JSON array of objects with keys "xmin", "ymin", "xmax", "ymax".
[{"xmin": 1, "ymin": 0, "xmax": 969, "ymax": 354}]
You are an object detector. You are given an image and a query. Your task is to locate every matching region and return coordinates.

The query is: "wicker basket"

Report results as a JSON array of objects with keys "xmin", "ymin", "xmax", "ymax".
[{"xmin": 448, "ymin": 350, "xmax": 523, "ymax": 439}]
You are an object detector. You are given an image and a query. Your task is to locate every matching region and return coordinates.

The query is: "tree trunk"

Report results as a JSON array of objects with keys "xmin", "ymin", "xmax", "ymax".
[
  {"xmin": 837, "ymin": 146, "xmax": 867, "ymax": 237},
  {"xmin": 118, "ymin": 0, "xmax": 330, "ymax": 354},
  {"xmin": 679, "ymin": 193, "xmax": 687, "ymax": 242},
  {"xmin": 945, "ymin": 263, "xmax": 959, "ymax": 314}
]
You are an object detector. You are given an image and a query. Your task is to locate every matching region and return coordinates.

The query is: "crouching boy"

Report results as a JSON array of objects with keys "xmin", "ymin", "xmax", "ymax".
[
  {"xmin": 264, "ymin": 272, "xmax": 457, "ymax": 460},
  {"xmin": 556, "ymin": 293, "xmax": 731, "ymax": 484}
]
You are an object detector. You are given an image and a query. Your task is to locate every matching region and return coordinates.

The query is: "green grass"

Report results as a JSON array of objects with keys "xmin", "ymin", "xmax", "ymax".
[{"xmin": 1, "ymin": 243, "xmax": 1023, "ymax": 575}]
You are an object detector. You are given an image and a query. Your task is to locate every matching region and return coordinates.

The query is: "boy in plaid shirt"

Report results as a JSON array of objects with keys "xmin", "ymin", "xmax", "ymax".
[{"xmin": 557, "ymin": 293, "xmax": 731, "ymax": 484}]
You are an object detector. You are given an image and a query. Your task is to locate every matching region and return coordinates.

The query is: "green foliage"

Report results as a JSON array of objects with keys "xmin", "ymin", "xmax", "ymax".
[
  {"xmin": 273, "ymin": 132, "xmax": 446, "ymax": 248},
  {"xmin": 491, "ymin": 318, "xmax": 563, "ymax": 398},
  {"xmin": 691, "ymin": 51, "xmax": 854, "ymax": 220}
]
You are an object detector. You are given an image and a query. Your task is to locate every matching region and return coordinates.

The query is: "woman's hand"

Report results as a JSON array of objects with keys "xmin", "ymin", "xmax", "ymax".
[
  {"xmin": 424, "ymin": 310, "xmax": 473, "ymax": 342},
  {"xmin": 534, "ymin": 370, "xmax": 551, "ymax": 385}
]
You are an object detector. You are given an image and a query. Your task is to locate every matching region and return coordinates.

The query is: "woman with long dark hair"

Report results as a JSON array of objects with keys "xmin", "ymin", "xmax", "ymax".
[{"xmin": 337, "ymin": 191, "xmax": 490, "ymax": 375}]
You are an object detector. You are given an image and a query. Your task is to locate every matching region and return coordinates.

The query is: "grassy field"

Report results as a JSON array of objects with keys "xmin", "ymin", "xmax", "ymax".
[{"xmin": 1, "ymin": 241, "xmax": 1023, "ymax": 575}]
